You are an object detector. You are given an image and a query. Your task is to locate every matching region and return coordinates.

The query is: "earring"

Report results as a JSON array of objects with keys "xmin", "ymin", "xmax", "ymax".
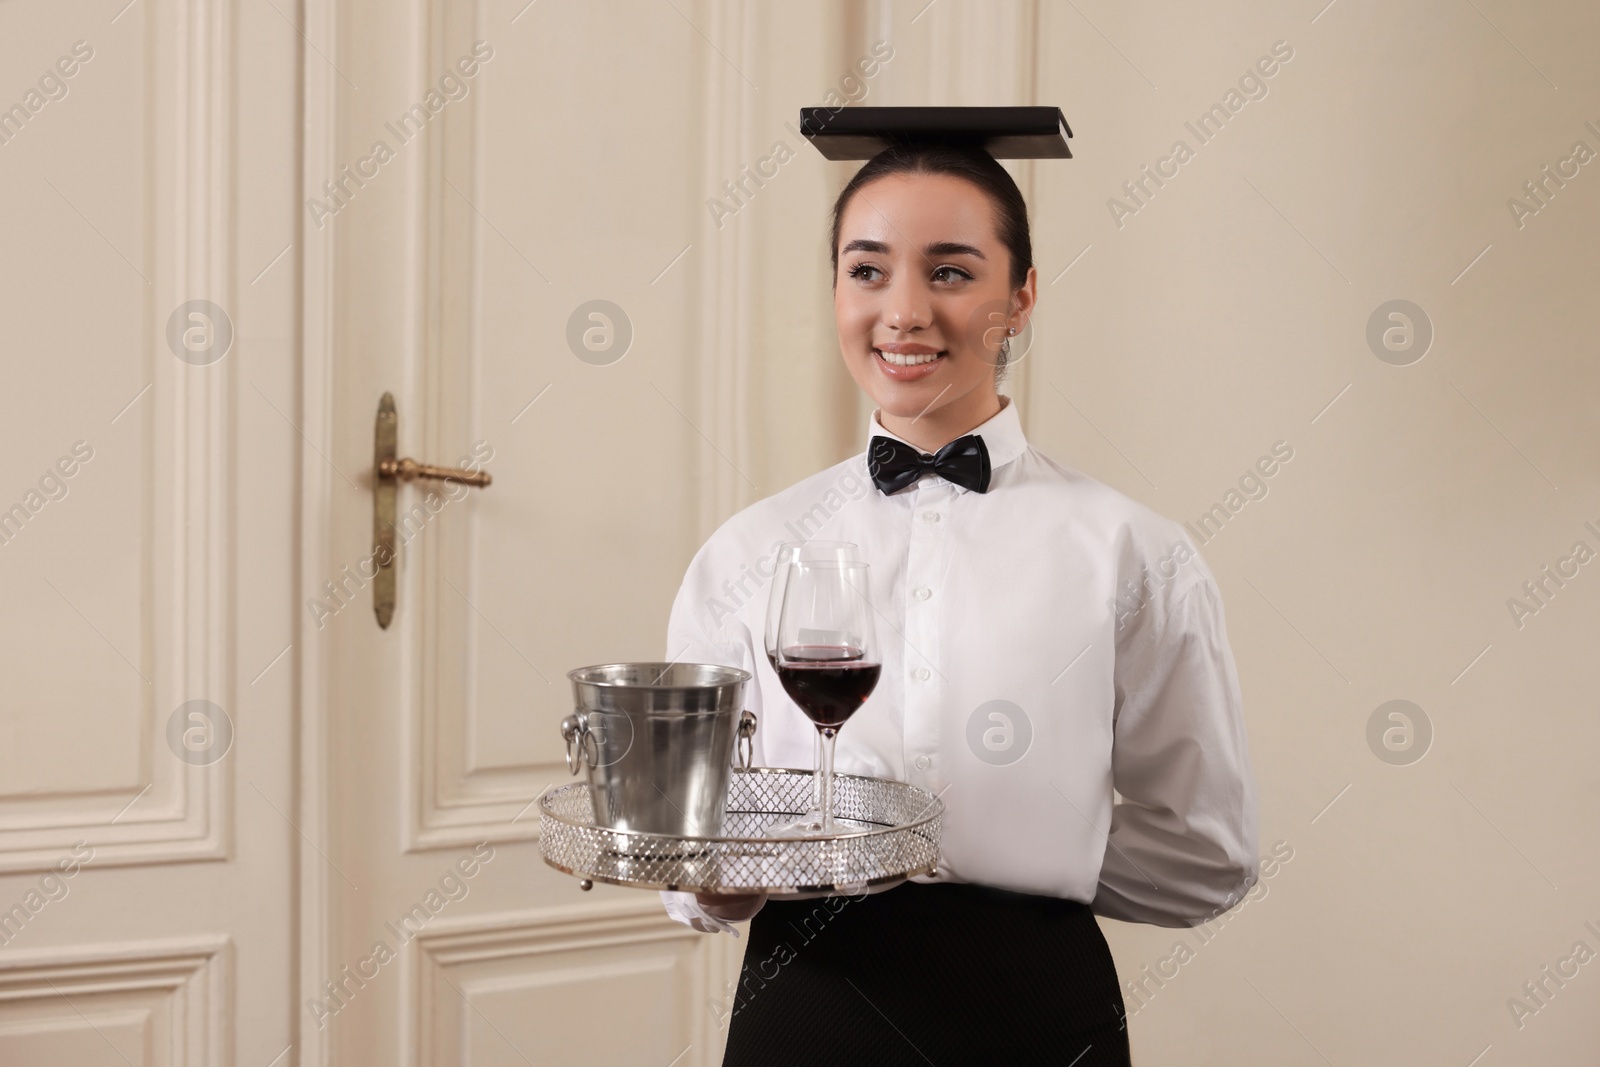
[{"xmin": 1007, "ymin": 327, "xmax": 1017, "ymax": 335}]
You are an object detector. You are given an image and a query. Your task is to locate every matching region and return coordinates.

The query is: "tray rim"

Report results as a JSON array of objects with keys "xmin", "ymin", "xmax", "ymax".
[
  {"xmin": 538, "ymin": 767, "xmax": 944, "ymax": 844},
  {"xmin": 538, "ymin": 767, "xmax": 945, "ymax": 895},
  {"xmin": 539, "ymin": 855, "xmax": 938, "ymax": 897}
]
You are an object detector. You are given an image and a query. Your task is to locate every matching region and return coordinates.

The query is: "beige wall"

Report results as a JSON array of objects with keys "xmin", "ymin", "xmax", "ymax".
[{"xmin": 1023, "ymin": 4, "xmax": 1600, "ymax": 1064}]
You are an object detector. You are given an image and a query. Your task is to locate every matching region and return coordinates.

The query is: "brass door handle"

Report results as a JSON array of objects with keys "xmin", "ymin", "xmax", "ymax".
[
  {"xmin": 372, "ymin": 392, "xmax": 491, "ymax": 628},
  {"xmin": 377, "ymin": 456, "xmax": 492, "ymax": 487}
]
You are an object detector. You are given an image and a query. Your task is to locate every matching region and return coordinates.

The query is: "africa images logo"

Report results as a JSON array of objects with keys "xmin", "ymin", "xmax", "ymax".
[
  {"xmin": 305, "ymin": 43, "xmax": 495, "ymax": 229},
  {"xmin": 966, "ymin": 700, "xmax": 1032, "ymax": 766},
  {"xmin": 1106, "ymin": 40, "xmax": 1295, "ymax": 228},
  {"xmin": 306, "ymin": 843, "xmax": 496, "ymax": 1029}
]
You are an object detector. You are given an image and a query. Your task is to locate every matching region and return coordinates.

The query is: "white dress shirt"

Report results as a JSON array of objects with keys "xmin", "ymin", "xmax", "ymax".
[{"xmin": 661, "ymin": 396, "xmax": 1258, "ymax": 934}]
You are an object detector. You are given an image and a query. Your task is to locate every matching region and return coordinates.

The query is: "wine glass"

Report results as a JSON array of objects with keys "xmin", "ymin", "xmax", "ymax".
[
  {"xmin": 763, "ymin": 542, "xmax": 857, "ymax": 834},
  {"xmin": 764, "ymin": 541, "xmax": 860, "ymax": 667},
  {"xmin": 773, "ymin": 559, "xmax": 880, "ymax": 837}
]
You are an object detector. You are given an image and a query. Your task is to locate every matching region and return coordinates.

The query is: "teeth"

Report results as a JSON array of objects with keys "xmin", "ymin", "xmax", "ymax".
[{"xmin": 876, "ymin": 349, "xmax": 941, "ymax": 366}]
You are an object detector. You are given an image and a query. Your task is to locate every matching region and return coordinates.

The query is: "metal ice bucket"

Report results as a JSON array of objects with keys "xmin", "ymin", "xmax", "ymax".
[{"xmin": 562, "ymin": 662, "xmax": 756, "ymax": 837}]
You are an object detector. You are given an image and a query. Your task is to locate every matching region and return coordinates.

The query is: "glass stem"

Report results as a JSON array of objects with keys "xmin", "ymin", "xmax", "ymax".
[
  {"xmin": 818, "ymin": 726, "xmax": 837, "ymax": 835},
  {"xmin": 810, "ymin": 732, "xmax": 824, "ymax": 816}
]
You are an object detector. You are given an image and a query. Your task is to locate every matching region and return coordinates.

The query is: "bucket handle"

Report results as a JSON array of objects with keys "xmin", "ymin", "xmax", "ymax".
[
  {"xmin": 560, "ymin": 712, "xmax": 598, "ymax": 775},
  {"xmin": 737, "ymin": 710, "xmax": 757, "ymax": 770},
  {"xmin": 563, "ymin": 708, "xmax": 757, "ymax": 772}
]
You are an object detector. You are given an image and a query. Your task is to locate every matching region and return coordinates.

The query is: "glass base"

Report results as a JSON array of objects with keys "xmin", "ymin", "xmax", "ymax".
[
  {"xmin": 764, "ymin": 728, "xmax": 846, "ymax": 838},
  {"xmin": 764, "ymin": 809, "xmax": 828, "ymax": 838},
  {"xmin": 764, "ymin": 812, "xmax": 877, "ymax": 839}
]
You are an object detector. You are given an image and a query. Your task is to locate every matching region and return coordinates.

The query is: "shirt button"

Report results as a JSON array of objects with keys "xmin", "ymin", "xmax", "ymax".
[
  {"xmin": 913, "ymin": 667, "xmax": 931, "ymax": 681},
  {"xmin": 914, "ymin": 755, "xmax": 932, "ymax": 770},
  {"xmin": 921, "ymin": 512, "xmax": 941, "ymax": 524},
  {"xmin": 912, "ymin": 586, "xmax": 932, "ymax": 601}
]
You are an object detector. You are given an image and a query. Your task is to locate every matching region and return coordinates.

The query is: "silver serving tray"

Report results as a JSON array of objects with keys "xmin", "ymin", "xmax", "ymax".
[{"xmin": 538, "ymin": 768, "xmax": 944, "ymax": 897}]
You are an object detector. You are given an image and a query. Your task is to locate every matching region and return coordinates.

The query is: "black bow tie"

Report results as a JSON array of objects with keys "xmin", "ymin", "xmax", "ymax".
[{"xmin": 868, "ymin": 434, "xmax": 992, "ymax": 495}]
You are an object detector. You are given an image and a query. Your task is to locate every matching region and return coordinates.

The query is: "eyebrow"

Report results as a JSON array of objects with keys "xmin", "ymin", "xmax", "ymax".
[
  {"xmin": 841, "ymin": 238, "xmax": 890, "ymax": 255},
  {"xmin": 925, "ymin": 241, "xmax": 985, "ymax": 259},
  {"xmin": 840, "ymin": 238, "xmax": 987, "ymax": 260}
]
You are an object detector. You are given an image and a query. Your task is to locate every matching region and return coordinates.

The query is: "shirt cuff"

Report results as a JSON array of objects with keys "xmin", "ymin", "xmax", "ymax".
[{"xmin": 661, "ymin": 890, "xmax": 743, "ymax": 937}]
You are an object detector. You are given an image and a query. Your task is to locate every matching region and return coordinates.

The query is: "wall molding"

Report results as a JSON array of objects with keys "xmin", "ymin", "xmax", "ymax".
[
  {"xmin": 407, "ymin": 900, "xmax": 738, "ymax": 1067},
  {"xmin": 0, "ymin": 935, "xmax": 231, "ymax": 1066},
  {"xmin": 297, "ymin": 0, "xmax": 340, "ymax": 1057},
  {"xmin": 690, "ymin": 0, "xmax": 759, "ymax": 540}
]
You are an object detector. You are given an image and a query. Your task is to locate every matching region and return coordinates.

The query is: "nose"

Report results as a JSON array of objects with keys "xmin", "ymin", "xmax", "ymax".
[{"xmin": 884, "ymin": 277, "xmax": 932, "ymax": 332}]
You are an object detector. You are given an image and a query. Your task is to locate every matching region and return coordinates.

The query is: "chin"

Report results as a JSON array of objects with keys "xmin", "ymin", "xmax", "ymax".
[
  {"xmin": 852, "ymin": 371, "xmax": 922, "ymax": 413},
  {"xmin": 872, "ymin": 392, "xmax": 943, "ymax": 420}
]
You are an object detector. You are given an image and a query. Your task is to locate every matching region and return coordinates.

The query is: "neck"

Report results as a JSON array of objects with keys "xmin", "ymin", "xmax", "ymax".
[{"xmin": 877, "ymin": 391, "xmax": 1006, "ymax": 454}]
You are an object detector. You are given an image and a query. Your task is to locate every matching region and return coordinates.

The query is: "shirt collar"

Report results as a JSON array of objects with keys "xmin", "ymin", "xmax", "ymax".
[{"xmin": 864, "ymin": 395, "xmax": 1029, "ymax": 490}]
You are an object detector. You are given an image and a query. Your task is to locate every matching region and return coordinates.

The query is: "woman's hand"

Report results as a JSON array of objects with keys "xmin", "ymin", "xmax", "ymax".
[{"xmin": 695, "ymin": 891, "xmax": 767, "ymax": 923}]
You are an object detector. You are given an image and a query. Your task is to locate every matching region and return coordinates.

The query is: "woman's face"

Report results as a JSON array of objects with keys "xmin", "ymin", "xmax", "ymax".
[{"xmin": 834, "ymin": 172, "xmax": 1036, "ymax": 427}]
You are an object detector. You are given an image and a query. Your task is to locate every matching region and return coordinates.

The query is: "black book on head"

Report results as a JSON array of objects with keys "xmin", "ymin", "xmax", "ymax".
[{"xmin": 799, "ymin": 105, "xmax": 1073, "ymax": 161}]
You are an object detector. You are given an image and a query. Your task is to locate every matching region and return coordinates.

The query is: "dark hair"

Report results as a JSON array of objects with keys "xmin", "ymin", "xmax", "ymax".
[{"xmin": 829, "ymin": 142, "xmax": 1034, "ymax": 290}]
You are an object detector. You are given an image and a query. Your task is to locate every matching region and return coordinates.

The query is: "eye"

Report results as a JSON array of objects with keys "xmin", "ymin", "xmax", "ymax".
[
  {"xmin": 847, "ymin": 263, "xmax": 883, "ymax": 282},
  {"xmin": 931, "ymin": 265, "xmax": 973, "ymax": 284}
]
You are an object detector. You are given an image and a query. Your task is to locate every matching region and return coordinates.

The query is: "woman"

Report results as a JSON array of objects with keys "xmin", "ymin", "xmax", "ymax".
[{"xmin": 662, "ymin": 110, "xmax": 1258, "ymax": 1067}]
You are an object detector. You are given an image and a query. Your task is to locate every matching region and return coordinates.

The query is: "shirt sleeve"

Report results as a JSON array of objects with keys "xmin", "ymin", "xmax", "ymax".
[
  {"xmin": 1092, "ymin": 575, "xmax": 1260, "ymax": 927},
  {"xmin": 660, "ymin": 889, "xmax": 743, "ymax": 936},
  {"xmin": 657, "ymin": 541, "xmax": 760, "ymax": 937}
]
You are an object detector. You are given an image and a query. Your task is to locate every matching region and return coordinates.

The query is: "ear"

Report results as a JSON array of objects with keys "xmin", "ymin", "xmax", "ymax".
[{"xmin": 1009, "ymin": 265, "xmax": 1039, "ymax": 333}]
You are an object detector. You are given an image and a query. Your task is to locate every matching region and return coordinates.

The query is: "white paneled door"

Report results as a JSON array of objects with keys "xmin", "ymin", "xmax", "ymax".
[
  {"xmin": 0, "ymin": 0, "xmax": 298, "ymax": 1063},
  {"xmin": 300, "ymin": 1, "xmax": 744, "ymax": 1065}
]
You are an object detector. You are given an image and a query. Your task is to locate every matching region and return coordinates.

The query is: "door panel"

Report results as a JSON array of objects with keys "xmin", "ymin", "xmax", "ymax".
[
  {"xmin": 0, "ymin": 0, "xmax": 298, "ymax": 1062},
  {"xmin": 307, "ymin": 0, "xmax": 762, "ymax": 1062}
]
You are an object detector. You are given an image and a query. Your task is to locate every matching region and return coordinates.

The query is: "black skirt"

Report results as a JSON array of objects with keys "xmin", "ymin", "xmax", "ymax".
[{"xmin": 720, "ymin": 880, "xmax": 1131, "ymax": 1066}]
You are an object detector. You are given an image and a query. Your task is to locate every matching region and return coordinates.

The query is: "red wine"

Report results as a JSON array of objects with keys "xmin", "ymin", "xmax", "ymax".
[{"xmin": 774, "ymin": 645, "xmax": 880, "ymax": 730}]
